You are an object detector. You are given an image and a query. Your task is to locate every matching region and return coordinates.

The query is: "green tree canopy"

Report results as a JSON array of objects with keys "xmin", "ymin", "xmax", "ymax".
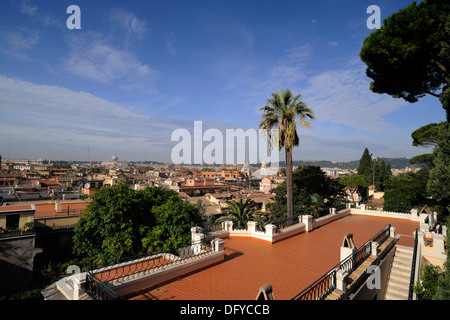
[
  {"xmin": 411, "ymin": 122, "xmax": 446, "ymax": 147},
  {"xmin": 427, "ymin": 122, "xmax": 450, "ymax": 218},
  {"xmin": 339, "ymin": 174, "xmax": 368, "ymax": 202},
  {"xmin": 355, "ymin": 148, "xmax": 392, "ymax": 191},
  {"xmin": 72, "ymin": 181, "xmax": 201, "ymax": 266},
  {"xmin": 383, "ymin": 171, "xmax": 431, "ymax": 212},
  {"xmin": 409, "ymin": 153, "xmax": 434, "ymax": 168},
  {"xmin": 309, "ymin": 193, "xmax": 324, "ymax": 218},
  {"xmin": 373, "ymin": 158, "xmax": 392, "ymax": 191},
  {"xmin": 360, "ymin": 0, "xmax": 450, "ymax": 119},
  {"xmin": 414, "ymin": 264, "xmax": 443, "ymax": 300},
  {"xmin": 215, "ymin": 198, "xmax": 258, "ymax": 230},
  {"xmin": 271, "ymin": 166, "xmax": 345, "ymax": 218},
  {"xmin": 434, "ymin": 229, "xmax": 450, "ymax": 299},
  {"xmin": 357, "ymin": 148, "xmax": 373, "ymax": 184},
  {"xmin": 142, "ymin": 198, "xmax": 202, "ymax": 254}
]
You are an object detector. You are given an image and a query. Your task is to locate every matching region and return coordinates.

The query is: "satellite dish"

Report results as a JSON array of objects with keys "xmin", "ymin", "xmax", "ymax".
[{"xmin": 84, "ymin": 183, "xmax": 90, "ymax": 189}]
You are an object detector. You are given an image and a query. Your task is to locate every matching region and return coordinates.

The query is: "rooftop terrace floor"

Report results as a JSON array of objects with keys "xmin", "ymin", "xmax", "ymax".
[{"xmin": 129, "ymin": 214, "xmax": 419, "ymax": 300}]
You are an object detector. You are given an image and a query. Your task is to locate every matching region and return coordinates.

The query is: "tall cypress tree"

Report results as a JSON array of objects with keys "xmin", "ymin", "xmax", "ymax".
[
  {"xmin": 374, "ymin": 159, "xmax": 392, "ymax": 191},
  {"xmin": 357, "ymin": 148, "xmax": 373, "ymax": 186}
]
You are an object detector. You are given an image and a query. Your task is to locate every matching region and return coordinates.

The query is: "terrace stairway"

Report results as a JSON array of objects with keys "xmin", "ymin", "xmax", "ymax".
[
  {"xmin": 325, "ymin": 237, "xmax": 395, "ymax": 300},
  {"xmin": 384, "ymin": 246, "xmax": 414, "ymax": 300}
]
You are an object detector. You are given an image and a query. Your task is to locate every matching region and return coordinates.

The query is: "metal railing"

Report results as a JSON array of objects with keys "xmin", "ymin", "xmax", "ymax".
[
  {"xmin": 292, "ymin": 224, "xmax": 391, "ymax": 300},
  {"xmin": 85, "ymin": 271, "xmax": 123, "ymax": 300},
  {"xmin": 0, "ymin": 229, "xmax": 35, "ymax": 239},
  {"xmin": 370, "ymin": 223, "xmax": 391, "ymax": 246},
  {"xmin": 34, "ymin": 208, "xmax": 83, "ymax": 218},
  {"xmin": 341, "ymin": 240, "xmax": 372, "ymax": 274},
  {"xmin": 408, "ymin": 228, "xmax": 419, "ymax": 300},
  {"xmin": 293, "ymin": 268, "xmax": 338, "ymax": 300}
]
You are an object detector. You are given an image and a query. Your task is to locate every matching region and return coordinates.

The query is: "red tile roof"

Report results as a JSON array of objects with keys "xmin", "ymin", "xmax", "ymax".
[
  {"xmin": 0, "ymin": 205, "xmax": 33, "ymax": 212},
  {"xmin": 34, "ymin": 202, "xmax": 88, "ymax": 218}
]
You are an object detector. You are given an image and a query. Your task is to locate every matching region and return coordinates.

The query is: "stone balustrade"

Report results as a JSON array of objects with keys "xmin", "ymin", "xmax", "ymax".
[{"xmin": 202, "ymin": 208, "xmax": 351, "ymax": 244}]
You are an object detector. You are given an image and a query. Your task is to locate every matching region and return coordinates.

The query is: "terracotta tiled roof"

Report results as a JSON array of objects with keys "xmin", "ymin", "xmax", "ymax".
[
  {"xmin": 39, "ymin": 179, "xmax": 60, "ymax": 186},
  {"xmin": 0, "ymin": 205, "xmax": 33, "ymax": 212},
  {"xmin": 34, "ymin": 202, "xmax": 88, "ymax": 218},
  {"xmin": 129, "ymin": 215, "xmax": 418, "ymax": 300}
]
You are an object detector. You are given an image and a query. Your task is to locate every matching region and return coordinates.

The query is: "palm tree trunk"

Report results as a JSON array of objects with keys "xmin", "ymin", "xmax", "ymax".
[{"xmin": 286, "ymin": 148, "xmax": 294, "ymax": 226}]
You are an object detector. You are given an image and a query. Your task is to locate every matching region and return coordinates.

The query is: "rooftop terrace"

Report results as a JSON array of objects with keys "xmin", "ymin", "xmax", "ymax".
[{"xmin": 127, "ymin": 214, "xmax": 418, "ymax": 300}]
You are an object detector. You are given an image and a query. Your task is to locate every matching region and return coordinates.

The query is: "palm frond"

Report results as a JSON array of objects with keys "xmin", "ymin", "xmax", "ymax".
[{"xmin": 259, "ymin": 88, "xmax": 314, "ymax": 150}]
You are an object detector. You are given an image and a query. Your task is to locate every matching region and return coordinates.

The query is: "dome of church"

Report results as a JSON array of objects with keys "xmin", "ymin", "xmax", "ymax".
[{"xmin": 111, "ymin": 154, "xmax": 118, "ymax": 162}]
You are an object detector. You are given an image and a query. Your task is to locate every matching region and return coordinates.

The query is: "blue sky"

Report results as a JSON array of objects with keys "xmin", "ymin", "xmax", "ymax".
[{"xmin": 0, "ymin": 0, "xmax": 446, "ymax": 163}]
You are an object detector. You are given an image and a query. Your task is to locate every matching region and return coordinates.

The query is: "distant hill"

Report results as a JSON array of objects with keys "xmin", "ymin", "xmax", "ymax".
[{"xmin": 273, "ymin": 158, "xmax": 412, "ymax": 170}]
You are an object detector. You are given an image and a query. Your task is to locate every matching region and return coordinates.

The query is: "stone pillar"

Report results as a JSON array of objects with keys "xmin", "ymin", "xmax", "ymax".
[
  {"xmin": 419, "ymin": 214, "xmax": 429, "ymax": 232},
  {"xmin": 371, "ymin": 241, "xmax": 379, "ymax": 257},
  {"xmin": 336, "ymin": 269, "xmax": 348, "ymax": 293},
  {"xmin": 73, "ymin": 277, "xmax": 80, "ymax": 300},
  {"xmin": 360, "ymin": 204, "xmax": 366, "ymax": 211},
  {"xmin": 247, "ymin": 221, "xmax": 258, "ymax": 235},
  {"xmin": 214, "ymin": 238, "xmax": 225, "ymax": 253},
  {"xmin": 265, "ymin": 224, "xmax": 277, "ymax": 236},
  {"xmin": 389, "ymin": 226, "xmax": 396, "ymax": 238},
  {"xmin": 431, "ymin": 212, "xmax": 436, "ymax": 225},
  {"xmin": 432, "ymin": 233, "xmax": 446, "ymax": 259},
  {"xmin": 191, "ymin": 226, "xmax": 204, "ymax": 243},
  {"xmin": 329, "ymin": 207, "xmax": 336, "ymax": 215},
  {"xmin": 417, "ymin": 229, "xmax": 425, "ymax": 249},
  {"xmin": 410, "ymin": 209, "xmax": 418, "ymax": 217},
  {"xmin": 303, "ymin": 215, "xmax": 313, "ymax": 232},
  {"xmin": 224, "ymin": 221, "xmax": 233, "ymax": 232}
]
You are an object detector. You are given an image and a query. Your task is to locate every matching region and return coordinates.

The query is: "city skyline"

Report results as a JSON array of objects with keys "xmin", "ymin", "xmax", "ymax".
[{"xmin": 0, "ymin": 0, "xmax": 446, "ymax": 163}]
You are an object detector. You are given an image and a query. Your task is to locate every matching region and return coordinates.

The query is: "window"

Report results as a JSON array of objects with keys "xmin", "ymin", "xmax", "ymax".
[{"xmin": 6, "ymin": 214, "xmax": 20, "ymax": 230}]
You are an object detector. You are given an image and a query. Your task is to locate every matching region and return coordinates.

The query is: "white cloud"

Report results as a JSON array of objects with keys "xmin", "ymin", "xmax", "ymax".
[
  {"xmin": 0, "ymin": 74, "xmax": 171, "ymax": 160},
  {"xmin": 0, "ymin": 75, "xmax": 237, "ymax": 161},
  {"xmin": 0, "ymin": 29, "xmax": 40, "ymax": 60},
  {"xmin": 270, "ymin": 45, "xmax": 311, "ymax": 81},
  {"xmin": 108, "ymin": 8, "xmax": 148, "ymax": 47},
  {"xmin": 61, "ymin": 9, "xmax": 156, "ymax": 93},
  {"xmin": 300, "ymin": 63, "xmax": 406, "ymax": 132},
  {"xmin": 18, "ymin": 0, "xmax": 52, "ymax": 27},
  {"xmin": 246, "ymin": 44, "xmax": 312, "ymax": 98},
  {"xmin": 20, "ymin": 0, "xmax": 37, "ymax": 16},
  {"xmin": 63, "ymin": 32, "xmax": 158, "ymax": 93},
  {"xmin": 328, "ymin": 41, "xmax": 338, "ymax": 47}
]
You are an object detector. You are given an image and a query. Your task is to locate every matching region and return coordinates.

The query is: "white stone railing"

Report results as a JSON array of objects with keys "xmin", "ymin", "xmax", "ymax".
[
  {"xmin": 56, "ymin": 238, "xmax": 226, "ymax": 300},
  {"xmin": 200, "ymin": 208, "xmax": 351, "ymax": 244},
  {"xmin": 350, "ymin": 206, "xmax": 420, "ymax": 222}
]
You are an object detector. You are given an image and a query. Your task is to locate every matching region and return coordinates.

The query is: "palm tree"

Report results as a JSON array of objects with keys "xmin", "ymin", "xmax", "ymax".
[
  {"xmin": 309, "ymin": 193, "xmax": 323, "ymax": 218},
  {"xmin": 254, "ymin": 209, "xmax": 275, "ymax": 231},
  {"xmin": 215, "ymin": 198, "xmax": 258, "ymax": 230},
  {"xmin": 259, "ymin": 89, "xmax": 314, "ymax": 226}
]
